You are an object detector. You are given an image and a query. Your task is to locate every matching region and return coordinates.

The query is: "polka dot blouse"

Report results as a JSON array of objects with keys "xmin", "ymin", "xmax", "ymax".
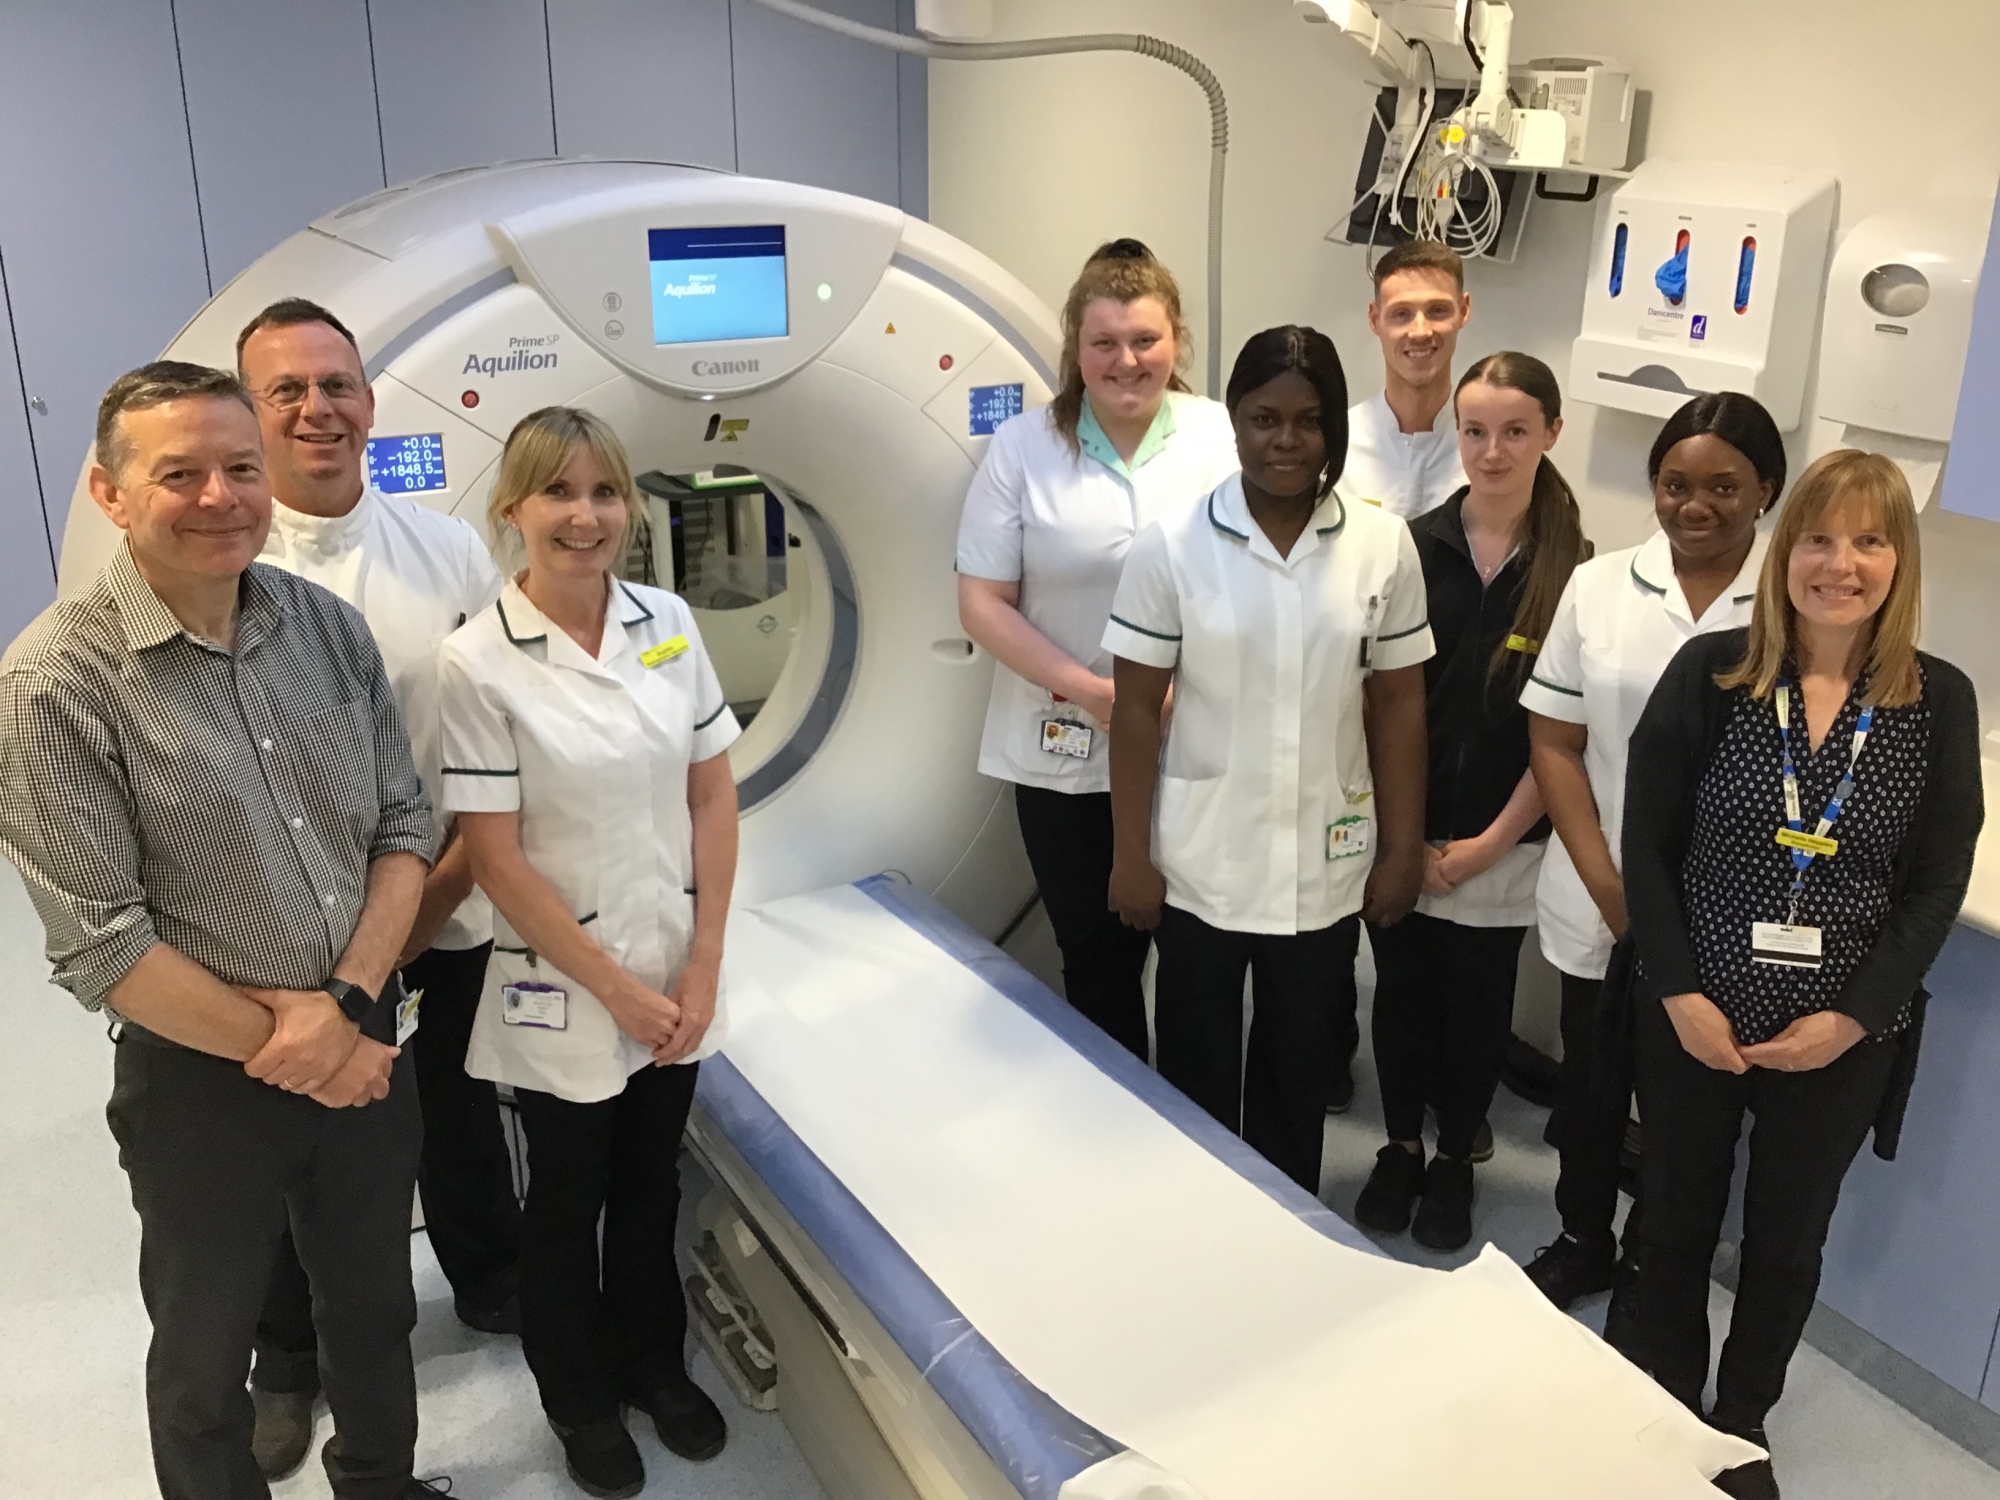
[{"xmin": 1680, "ymin": 667, "xmax": 1931, "ymax": 1045}]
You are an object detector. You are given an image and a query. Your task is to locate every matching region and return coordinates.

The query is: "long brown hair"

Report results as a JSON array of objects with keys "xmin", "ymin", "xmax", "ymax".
[
  {"xmin": 1717, "ymin": 449, "xmax": 1923, "ymax": 707},
  {"xmin": 1454, "ymin": 352, "xmax": 1590, "ymax": 679},
  {"xmin": 1049, "ymin": 239, "xmax": 1193, "ymax": 455}
]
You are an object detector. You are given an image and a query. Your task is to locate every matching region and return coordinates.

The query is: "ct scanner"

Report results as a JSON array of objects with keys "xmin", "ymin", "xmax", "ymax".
[
  {"xmin": 52, "ymin": 162, "xmax": 1762, "ymax": 1500},
  {"xmin": 58, "ymin": 157, "xmax": 1052, "ymax": 939}
]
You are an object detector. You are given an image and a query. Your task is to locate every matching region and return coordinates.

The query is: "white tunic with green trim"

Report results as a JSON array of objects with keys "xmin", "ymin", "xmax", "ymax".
[
  {"xmin": 1103, "ymin": 475, "xmax": 1433, "ymax": 935},
  {"xmin": 1519, "ymin": 529, "xmax": 1766, "ymax": 979},
  {"xmin": 437, "ymin": 577, "xmax": 741, "ymax": 1103}
]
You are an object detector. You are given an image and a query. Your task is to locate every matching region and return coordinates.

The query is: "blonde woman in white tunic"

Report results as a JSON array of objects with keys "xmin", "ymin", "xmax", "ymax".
[{"xmin": 438, "ymin": 406, "xmax": 739, "ymax": 1499}]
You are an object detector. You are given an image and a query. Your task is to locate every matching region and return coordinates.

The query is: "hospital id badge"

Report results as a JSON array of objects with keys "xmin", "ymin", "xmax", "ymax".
[
  {"xmin": 1751, "ymin": 922, "xmax": 1823, "ymax": 970},
  {"xmin": 395, "ymin": 987, "xmax": 423, "ymax": 1046},
  {"xmin": 1327, "ymin": 815, "xmax": 1373, "ymax": 861},
  {"xmin": 502, "ymin": 980, "xmax": 569, "ymax": 1029},
  {"xmin": 1040, "ymin": 717, "xmax": 1094, "ymax": 759}
]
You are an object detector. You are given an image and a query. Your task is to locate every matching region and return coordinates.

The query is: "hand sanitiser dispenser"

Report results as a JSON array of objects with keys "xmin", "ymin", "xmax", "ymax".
[{"xmin": 1569, "ymin": 161, "xmax": 1838, "ymax": 430}]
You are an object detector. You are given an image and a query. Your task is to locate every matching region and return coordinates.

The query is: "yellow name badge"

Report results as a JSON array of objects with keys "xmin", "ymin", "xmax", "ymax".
[
  {"xmin": 1504, "ymin": 634, "xmax": 1542, "ymax": 654},
  {"xmin": 640, "ymin": 635, "xmax": 690, "ymax": 668},
  {"xmin": 1775, "ymin": 827, "xmax": 1839, "ymax": 857}
]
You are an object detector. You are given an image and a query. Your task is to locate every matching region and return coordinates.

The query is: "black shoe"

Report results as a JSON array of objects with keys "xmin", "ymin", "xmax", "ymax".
[
  {"xmin": 250, "ymin": 1384, "xmax": 316, "ymax": 1480},
  {"xmin": 1326, "ymin": 1055, "xmax": 1355, "ymax": 1114},
  {"xmin": 1602, "ymin": 1254, "xmax": 1644, "ymax": 1358},
  {"xmin": 1522, "ymin": 1233, "xmax": 1615, "ymax": 1311},
  {"xmin": 456, "ymin": 1289, "xmax": 522, "ymax": 1336},
  {"xmin": 627, "ymin": 1374, "xmax": 728, "ymax": 1461},
  {"xmin": 1353, "ymin": 1144, "xmax": 1426, "ymax": 1234},
  {"xmin": 1411, "ymin": 1155, "xmax": 1475, "ymax": 1252},
  {"xmin": 550, "ymin": 1416, "xmax": 644, "ymax": 1499},
  {"xmin": 1708, "ymin": 1423, "xmax": 1778, "ymax": 1499},
  {"xmin": 396, "ymin": 1480, "xmax": 457, "ymax": 1498},
  {"xmin": 1469, "ymin": 1117, "xmax": 1495, "ymax": 1164}
]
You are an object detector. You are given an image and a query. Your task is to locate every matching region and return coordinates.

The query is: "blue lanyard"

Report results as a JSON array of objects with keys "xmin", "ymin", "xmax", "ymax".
[{"xmin": 1775, "ymin": 683, "xmax": 1873, "ymax": 919}]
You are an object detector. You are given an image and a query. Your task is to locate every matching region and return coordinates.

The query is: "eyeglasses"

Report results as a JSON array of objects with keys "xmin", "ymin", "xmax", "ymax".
[{"xmin": 256, "ymin": 374, "xmax": 367, "ymax": 410}]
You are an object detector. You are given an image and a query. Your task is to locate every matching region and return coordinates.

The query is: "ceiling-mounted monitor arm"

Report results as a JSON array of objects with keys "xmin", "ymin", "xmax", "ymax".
[{"xmin": 743, "ymin": 0, "xmax": 1230, "ymax": 396}]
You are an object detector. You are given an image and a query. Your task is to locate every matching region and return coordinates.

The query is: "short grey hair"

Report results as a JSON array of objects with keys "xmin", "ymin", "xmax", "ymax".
[{"xmin": 95, "ymin": 361, "xmax": 255, "ymax": 479}]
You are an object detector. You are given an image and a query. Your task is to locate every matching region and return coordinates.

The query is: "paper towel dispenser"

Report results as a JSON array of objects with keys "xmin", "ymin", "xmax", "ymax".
[
  {"xmin": 1817, "ymin": 199, "xmax": 1989, "ymax": 445},
  {"xmin": 1569, "ymin": 161, "xmax": 1838, "ymax": 430}
]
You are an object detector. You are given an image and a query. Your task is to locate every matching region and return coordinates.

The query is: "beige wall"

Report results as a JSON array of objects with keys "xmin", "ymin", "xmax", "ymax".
[{"xmin": 929, "ymin": 0, "xmax": 2000, "ymax": 730}]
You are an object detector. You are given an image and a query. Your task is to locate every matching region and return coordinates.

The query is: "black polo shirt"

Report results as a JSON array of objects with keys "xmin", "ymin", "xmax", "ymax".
[{"xmin": 1410, "ymin": 489, "xmax": 1552, "ymax": 845}]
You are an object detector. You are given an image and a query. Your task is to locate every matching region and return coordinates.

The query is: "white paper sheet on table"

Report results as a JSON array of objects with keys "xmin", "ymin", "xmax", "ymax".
[{"xmin": 720, "ymin": 887, "xmax": 1756, "ymax": 1499}]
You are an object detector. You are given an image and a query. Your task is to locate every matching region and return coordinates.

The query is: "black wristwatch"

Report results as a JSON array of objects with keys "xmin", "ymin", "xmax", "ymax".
[{"xmin": 325, "ymin": 978, "xmax": 376, "ymax": 1027}]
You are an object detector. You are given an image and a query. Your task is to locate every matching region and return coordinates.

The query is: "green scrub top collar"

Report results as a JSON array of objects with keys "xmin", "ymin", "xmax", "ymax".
[{"xmin": 1078, "ymin": 392, "xmax": 1179, "ymax": 480}]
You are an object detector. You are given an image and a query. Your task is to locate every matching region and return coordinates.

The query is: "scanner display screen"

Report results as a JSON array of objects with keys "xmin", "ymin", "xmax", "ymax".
[
  {"xmin": 366, "ymin": 433, "xmax": 447, "ymax": 494},
  {"xmin": 649, "ymin": 225, "xmax": 789, "ymax": 345}
]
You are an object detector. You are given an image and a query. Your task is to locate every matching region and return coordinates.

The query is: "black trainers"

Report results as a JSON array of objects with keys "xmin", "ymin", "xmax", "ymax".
[
  {"xmin": 456, "ymin": 1289, "xmax": 522, "ymax": 1336},
  {"xmin": 1468, "ymin": 1117, "xmax": 1495, "ymax": 1164},
  {"xmin": 1326, "ymin": 1054, "xmax": 1355, "ymax": 1114},
  {"xmin": 550, "ymin": 1415, "xmax": 644, "ymax": 1499},
  {"xmin": 627, "ymin": 1374, "xmax": 728, "ymax": 1461},
  {"xmin": 396, "ymin": 1480, "xmax": 456, "ymax": 1498},
  {"xmin": 1353, "ymin": 1144, "xmax": 1426, "ymax": 1234},
  {"xmin": 1709, "ymin": 1423, "xmax": 1778, "ymax": 1499},
  {"xmin": 250, "ymin": 1383, "xmax": 317, "ymax": 1480},
  {"xmin": 1411, "ymin": 1155, "xmax": 1475, "ymax": 1252},
  {"xmin": 1522, "ymin": 1233, "xmax": 1615, "ymax": 1310},
  {"xmin": 1602, "ymin": 1254, "xmax": 1644, "ymax": 1358}
]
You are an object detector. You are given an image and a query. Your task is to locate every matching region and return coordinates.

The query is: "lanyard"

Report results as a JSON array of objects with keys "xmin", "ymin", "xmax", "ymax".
[{"xmin": 1774, "ymin": 683, "xmax": 1873, "ymax": 920}]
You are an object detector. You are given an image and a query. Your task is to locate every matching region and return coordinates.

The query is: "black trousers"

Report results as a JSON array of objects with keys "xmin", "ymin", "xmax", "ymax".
[
  {"xmin": 107, "ymin": 1035, "xmax": 421, "ymax": 1500},
  {"xmin": 254, "ymin": 943, "xmax": 520, "ymax": 1393},
  {"xmin": 1549, "ymin": 970, "xmax": 1642, "ymax": 1259},
  {"xmin": 1633, "ymin": 993, "xmax": 1898, "ymax": 1424},
  {"xmin": 1015, "ymin": 784, "xmax": 1153, "ymax": 1058},
  {"xmin": 1153, "ymin": 905, "xmax": 1356, "ymax": 1192},
  {"xmin": 514, "ymin": 1060, "xmax": 701, "ymax": 1427},
  {"xmin": 1369, "ymin": 911, "xmax": 1525, "ymax": 1160}
]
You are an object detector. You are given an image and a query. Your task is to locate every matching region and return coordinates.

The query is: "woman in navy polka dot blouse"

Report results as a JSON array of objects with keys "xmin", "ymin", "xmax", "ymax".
[{"xmin": 1619, "ymin": 450, "xmax": 1983, "ymax": 1500}]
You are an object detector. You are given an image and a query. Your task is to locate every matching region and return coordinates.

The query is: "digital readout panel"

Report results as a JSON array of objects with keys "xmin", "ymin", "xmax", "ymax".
[
  {"xmin": 366, "ymin": 433, "xmax": 448, "ymax": 494},
  {"xmin": 649, "ymin": 225, "xmax": 789, "ymax": 345},
  {"xmin": 969, "ymin": 383, "xmax": 1025, "ymax": 436}
]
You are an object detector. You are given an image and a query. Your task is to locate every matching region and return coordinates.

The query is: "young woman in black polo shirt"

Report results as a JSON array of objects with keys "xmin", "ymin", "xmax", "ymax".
[{"xmin": 1354, "ymin": 351, "xmax": 1590, "ymax": 1251}]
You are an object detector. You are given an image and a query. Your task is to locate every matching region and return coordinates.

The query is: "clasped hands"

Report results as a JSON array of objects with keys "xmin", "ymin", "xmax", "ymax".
[
  {"xmin": 240, "ymin": 987, "xmax": 396, "ymax": 1107},
  {"xmin": 1663, "ymin": 992, "xmax": 1867, "ymax": 1075},
  {"xmin": 605, "ymin": 953, "xmax": 718, "ymax": 1067}
]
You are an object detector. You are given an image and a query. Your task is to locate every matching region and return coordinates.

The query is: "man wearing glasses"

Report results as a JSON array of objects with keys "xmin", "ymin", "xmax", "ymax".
[{"xmin": 237, "ymin": 302, "xmax": 516, "ymax": 1479}]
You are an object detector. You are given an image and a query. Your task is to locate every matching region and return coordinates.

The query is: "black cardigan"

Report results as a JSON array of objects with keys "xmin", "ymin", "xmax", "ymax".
[{"xmin": 1619, "ymin": 629, "xmax": 1983, "ymax": 1158}]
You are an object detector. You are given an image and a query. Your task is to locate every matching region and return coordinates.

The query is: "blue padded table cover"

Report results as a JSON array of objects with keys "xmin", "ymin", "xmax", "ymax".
[{"xmin": 693, "ymin": 876, "xmax": 1381, "ymax": 1499}]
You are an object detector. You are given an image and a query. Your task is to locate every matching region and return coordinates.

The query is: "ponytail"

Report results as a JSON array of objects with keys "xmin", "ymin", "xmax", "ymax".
[{"xmin": 1493, "ymin": 454, "xmax": 1589, "ymax": 681}]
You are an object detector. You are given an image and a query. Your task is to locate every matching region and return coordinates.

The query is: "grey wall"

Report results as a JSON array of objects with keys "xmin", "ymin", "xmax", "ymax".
[{"xmin": 0, "ymin": 0, "xmax": 928, "ymax": 644}]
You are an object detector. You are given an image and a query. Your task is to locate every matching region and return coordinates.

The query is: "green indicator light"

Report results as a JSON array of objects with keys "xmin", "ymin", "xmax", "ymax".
[{"xmin": 816, "ymin": 282, "xmax": 833, "ymax": 302}]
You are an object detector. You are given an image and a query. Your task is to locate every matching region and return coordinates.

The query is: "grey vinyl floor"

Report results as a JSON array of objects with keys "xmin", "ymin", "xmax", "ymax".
[{"xmin": 1, "ymin": 874, "xmax": 1994, "ymax": 1498}]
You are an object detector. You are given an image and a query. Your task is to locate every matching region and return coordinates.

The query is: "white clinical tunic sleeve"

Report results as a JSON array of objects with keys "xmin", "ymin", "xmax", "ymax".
[
  {"xmin": 1101, "ymin": 521, "xmax": 1182, "ymax": 669},
  {"xmin": 438, "ymin": 579, "xmax": 741, "ymax": 1104},
  {"xmin": 956, "ymin": 395, "xmax": 1240, "ymax": 795},
  {"xmin": 1103, "ymin": 478, "xmax": 1433, "ymax": 936}
]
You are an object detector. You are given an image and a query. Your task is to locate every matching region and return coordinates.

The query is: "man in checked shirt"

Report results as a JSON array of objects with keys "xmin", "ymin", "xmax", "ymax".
[{"xmin": 0, "ymin": 362, "xmax": 451, "ymax": 1500}]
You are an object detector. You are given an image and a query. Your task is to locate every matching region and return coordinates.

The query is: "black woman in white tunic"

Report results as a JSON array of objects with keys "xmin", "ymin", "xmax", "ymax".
[
  {"xmin": 1104, "ymin": 327, "xmax": 1432, "ymax": 1193},
  {"xmin": 1517, "ymin": 393, "xmax": 1787, "ymax": 1330},
  {"xmin": 437, "ymin": 407, "xmax": 739, "ymax": 1499}
]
